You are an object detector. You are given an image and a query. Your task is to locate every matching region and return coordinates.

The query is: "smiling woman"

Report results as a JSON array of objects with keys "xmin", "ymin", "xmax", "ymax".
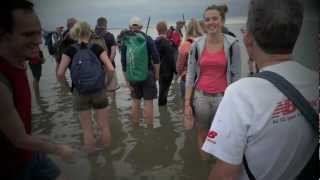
[{"xmin": 184, "ymin": 3, "xmax": 242, "ymax": 161}]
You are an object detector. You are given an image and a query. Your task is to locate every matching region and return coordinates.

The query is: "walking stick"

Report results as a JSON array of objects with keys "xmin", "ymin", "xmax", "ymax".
[{"xmin": 145, "ymin": 16, "xmax": 151, "ymax": 35}]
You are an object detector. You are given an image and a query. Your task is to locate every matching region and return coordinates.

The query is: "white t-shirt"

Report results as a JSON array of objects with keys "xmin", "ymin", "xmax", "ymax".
[{"xmin": 202, "ymin": 61, "xmax": 318, "ymax": 180}]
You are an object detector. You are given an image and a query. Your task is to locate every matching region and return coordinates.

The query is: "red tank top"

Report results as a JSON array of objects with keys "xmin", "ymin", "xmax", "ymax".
[{"xmin": 0, "ymin": 58, "xmax": 32, "ymax": 177}]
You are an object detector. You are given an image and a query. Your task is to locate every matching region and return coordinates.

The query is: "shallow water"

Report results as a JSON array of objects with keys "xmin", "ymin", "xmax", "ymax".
[{"xmin": 30, "ymin": 47, "xmax": 214, "ymax": 180}]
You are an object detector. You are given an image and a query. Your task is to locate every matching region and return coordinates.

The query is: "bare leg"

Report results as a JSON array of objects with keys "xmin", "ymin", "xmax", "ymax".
[
  {"xmin": 79, "ymin": 110, "xmax": 96, "ymax": 153},
  {"xmin": 197, "ymin": 128, "xmax": 209, "ymax": 160},
  {"xmin": 144, "ymin": 99, "xmax": 154, "ymax": 128},
  {"xmin": 56, "ymin": 61, "xmax": 70, "ymax": 92},
  {"xmin": 95, "ymin": 107, "xmax": 111, "ymax": 147},
  {"xmin": 33, "ymin": 79, "xmax": 40, "ymax": 98},
  {"xmin": 131, "ymin": 98, "xmax": 141, "ymax": 127}
]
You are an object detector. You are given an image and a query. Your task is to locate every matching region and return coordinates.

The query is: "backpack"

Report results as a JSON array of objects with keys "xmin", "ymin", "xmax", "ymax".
[
  {"xmin": 156, "ymin": 37, "xmax": 176, "ymax": 77},
  {"xmin": 90, "ymin": 33, "xmax": 108, "ymax": 51},
  {"xmin": 122, "ymin": 32, "xmax": 149, "ymax": 83},
  {"xmin": 70, "ymin": 44, "xmax": 105, "ymax": 94},
  {"xmin": 45, "ymin": 32, "xmax": 57, "ymax": 55}
]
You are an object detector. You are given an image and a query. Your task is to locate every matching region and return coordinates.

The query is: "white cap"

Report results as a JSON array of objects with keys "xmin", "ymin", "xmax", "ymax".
[{"xmin": 129, "ymin": 17, "xmax": 143, "ymax": 27}]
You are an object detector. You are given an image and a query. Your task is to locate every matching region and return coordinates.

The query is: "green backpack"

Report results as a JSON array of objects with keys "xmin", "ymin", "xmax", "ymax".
[{"xmin": 122, "ymin": 32, "xmax": 149, "ymax": 83}]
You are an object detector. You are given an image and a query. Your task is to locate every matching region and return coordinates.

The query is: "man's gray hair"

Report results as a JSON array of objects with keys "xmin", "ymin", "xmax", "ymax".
[{"xmin": 247, "ymin": 0, "xmax": 303, "ymax": 54}]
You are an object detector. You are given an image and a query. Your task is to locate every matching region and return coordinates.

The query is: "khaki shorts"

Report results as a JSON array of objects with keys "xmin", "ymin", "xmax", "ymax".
[
  {"xmin": 73, "ymin": 89, "xmax": 109, "ymax": 111},
  {"xmin": 192, "ymin": 89, "xmax": 223, "ymax": 130}
]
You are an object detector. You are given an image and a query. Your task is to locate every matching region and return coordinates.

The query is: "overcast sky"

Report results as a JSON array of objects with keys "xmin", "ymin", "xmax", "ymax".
[{"xmin": 30, "ymin": 0, "xmax": 250, "ymax": 30}]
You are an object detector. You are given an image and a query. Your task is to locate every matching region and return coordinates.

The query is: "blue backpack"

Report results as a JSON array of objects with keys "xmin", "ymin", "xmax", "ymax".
[{"xmin": 70, "ymin": 44, "xmax": 105, "ymax": 94}]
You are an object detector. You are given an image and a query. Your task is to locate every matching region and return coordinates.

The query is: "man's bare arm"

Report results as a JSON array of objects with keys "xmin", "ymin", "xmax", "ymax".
[
  {"xmin": 0, "ymin": 82, "xmax": 74, "ymax": 161},
  {"xmin": 208, "ymin": 158, "xmax": 241, "ymax": 180},
  {"xmin": 110, "ymin": 45, "xmax": 117, "ymax": 62}
]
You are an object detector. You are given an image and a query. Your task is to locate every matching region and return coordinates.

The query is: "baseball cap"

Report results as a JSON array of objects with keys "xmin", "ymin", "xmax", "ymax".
[{"xmin": 129, "ymin": 17, "xmax": 143, "ymax": 27}]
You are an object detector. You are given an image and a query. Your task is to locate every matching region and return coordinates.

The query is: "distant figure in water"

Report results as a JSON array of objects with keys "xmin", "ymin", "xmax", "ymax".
[
  {"xmin": 155, "ymin": 21, "xmax": 176, "ymax": 106},
  {"xmin": 28, "ymin": 48, "xmax": 45, "ymax": 97}
]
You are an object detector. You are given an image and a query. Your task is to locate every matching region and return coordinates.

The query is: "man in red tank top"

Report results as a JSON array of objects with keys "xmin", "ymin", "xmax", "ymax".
[{"xmin": 0, "ymin": 1, "xmax": 74, "ymax": 179}]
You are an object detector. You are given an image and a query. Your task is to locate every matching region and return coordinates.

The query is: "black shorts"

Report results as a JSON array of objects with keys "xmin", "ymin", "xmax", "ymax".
[
  {"xmin": 29, "ymin": 63, "xmax": 42, "ymax": 81},
  {"xmin": 129, "ymin": 71, "xmax": 157, "ymax": 100}
]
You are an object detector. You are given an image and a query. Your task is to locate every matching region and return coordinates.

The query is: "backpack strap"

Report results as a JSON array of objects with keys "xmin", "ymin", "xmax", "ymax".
[
  {"xmin": 194, "ymin": 45, "xmax": 198, "ymax": 62},
  {"xmin": 243, "ymin": 70, "xmax": 318, "ymax": 180},
  {"xmin": 0, "ymin": 72, "xmax": 13, "ymax": 93},
  {"xmin": 243, "ymin": 155, "xmax": 256, "ymax": 180},
  {"xmin": 229, "ymin": 43, "xmax": 233, "ymax": 64}
]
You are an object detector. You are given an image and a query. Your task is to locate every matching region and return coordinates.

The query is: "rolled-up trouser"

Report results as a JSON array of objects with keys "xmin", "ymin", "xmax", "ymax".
[{"xmin": 192, "ymin": 89, "xmax": 224, "ymax": 130}]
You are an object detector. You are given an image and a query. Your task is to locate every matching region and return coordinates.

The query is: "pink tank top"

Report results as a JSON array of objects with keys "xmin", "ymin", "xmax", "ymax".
[{"xmin": 196, "ymin": 48, "xmax": 228, "ymax": 93}]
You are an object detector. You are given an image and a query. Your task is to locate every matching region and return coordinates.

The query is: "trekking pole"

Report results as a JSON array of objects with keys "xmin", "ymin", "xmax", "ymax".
[
  {"xmin": 182, "ymin": 13, "xmax": 187, "ymax": 29},
  {"xmin": 145, "ymin": 16, "xmax": 151, "ymax": 35}
]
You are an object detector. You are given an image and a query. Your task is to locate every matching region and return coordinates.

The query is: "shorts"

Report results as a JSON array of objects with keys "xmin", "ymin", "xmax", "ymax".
[
  {"xmin": 129, "ymin": 71, "xmax": 157, "ymax": 100},
  {"xmin": 192, "ymin": 89, "xmax": 223, "ymax": 130},
  {"xmin": 15, "ymin": 152, "xmax": 60, "ymax": 180},
  {"xmin": 29, "ymin": 63, "xmax": 42, "ymax": 81},
  {"xmin": 73, "ymin": 89, "xmax": 109, "ymax": 111}
]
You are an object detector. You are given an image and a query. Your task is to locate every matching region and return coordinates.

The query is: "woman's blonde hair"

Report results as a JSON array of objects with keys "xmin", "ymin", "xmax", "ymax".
[
  {"xmin": 185, "ymin": 18, "xmax": 203, "ymax": 40},
  {"xmin": 198, "ymin": 19, "xmax": 207, "ymax": 33},
  {"xmin": 70, "ymin": 21, "xmax": 92, "ymax": 40}
]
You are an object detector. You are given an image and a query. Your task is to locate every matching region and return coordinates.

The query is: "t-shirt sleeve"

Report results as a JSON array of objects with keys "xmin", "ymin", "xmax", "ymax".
[
  {"xmin": 202, "ymin": 85, "xmax": 249, "ymax": 165},
  {"xmin": 108, "ymin": 34, "xmax": 116, "ymax": 46},
  {"xmin": 91, "ymin": 44, "xmax": 105, "ymax": 58},
  {"xmin": 63, "ymin": 46, "xmax": 77, "ymax": 59}
]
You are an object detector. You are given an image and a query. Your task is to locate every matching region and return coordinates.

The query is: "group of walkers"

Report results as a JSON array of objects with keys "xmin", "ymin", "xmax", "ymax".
[{"xmin": 0, "ymin": 0, "xmax": 318, "ymax": 180}]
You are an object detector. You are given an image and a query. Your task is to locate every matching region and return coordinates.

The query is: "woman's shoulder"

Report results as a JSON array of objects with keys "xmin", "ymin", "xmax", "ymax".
[
  {"xmin": 193, "ymin": 35, "xmax": 206, "ymax": 44},
  {"xmin": 223, "ymin": 34, "xmax": 238, "ymax": 45}
]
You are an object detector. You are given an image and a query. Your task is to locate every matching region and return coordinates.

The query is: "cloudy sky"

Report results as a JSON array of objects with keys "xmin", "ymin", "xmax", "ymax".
[{"xmin": 30, "ymin": 0, "xmax": 249, "ymax": 31}]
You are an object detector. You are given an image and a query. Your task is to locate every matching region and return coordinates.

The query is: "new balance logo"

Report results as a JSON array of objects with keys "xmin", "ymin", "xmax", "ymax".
[
  {"xmin": 272, "ymin": 98, "xmax": 319, "ymax": 119},
  {"xmin": 272, "ymin": 99, "xmax": 296, "ymax": 118},
  {"xmin": 207, "ymin": 131, "xmax": 218, "ymax": 139}
]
